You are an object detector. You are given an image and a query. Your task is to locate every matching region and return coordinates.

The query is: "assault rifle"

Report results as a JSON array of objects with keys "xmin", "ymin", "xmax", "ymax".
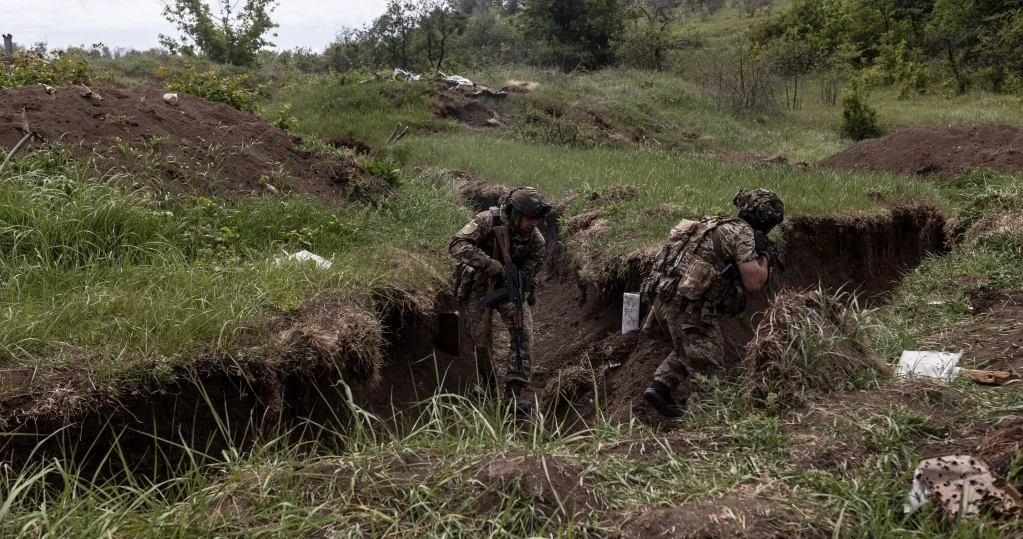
[{"xmin": 482, "ymin": 225, "xmax": 533, "ymax": 376}]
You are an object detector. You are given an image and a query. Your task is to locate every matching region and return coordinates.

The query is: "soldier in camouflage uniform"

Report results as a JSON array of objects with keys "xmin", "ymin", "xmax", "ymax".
[
  {"xmin": 640, "ymin": 188, "xmax": 785, "ymax": 417},
  {"xmin": 449, "ymin": 187, "xmax": 550, "ymax": 414}
]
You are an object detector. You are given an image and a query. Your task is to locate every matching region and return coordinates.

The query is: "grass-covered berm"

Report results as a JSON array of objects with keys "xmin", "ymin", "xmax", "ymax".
[{"xmin": 2, "ymin": 55, "xmax": 1023, "ymax": 537}]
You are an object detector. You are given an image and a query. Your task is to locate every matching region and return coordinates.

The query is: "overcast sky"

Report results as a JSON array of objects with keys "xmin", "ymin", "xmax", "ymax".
[{"xmin": 5, "ymin": 1, "xmax": 391, "ymax": 52}]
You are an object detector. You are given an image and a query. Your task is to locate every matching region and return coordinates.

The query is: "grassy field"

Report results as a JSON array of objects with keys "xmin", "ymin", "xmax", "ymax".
[
  {"xmin": 0, "ymin": 149, "xmax": 467, "ymax": 381},
  {"xmin": 4, "ymin": 29, "xmax": 1023, "ymax": 536}
]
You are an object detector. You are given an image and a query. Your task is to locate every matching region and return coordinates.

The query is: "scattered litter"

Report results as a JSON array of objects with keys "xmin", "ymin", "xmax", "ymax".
[
  {"xmin": 163, "ymin": 92, "xmax": 179, "ymax": 105},
  {"xmin": 275, "ymin": 250, "xmax": 332, "ymax": 269},
  {"xmin": 960, "ymin": 368, "xmax": 1020, "ymax": 385},
  {"xmin": 622, "ymin": 293, "xmax": 641, "ymax": 333},
  {"xmin": 392, "ymin": 68, "xmax": 421, "ymax": 82},
  {"xmin": 905, "ymin": 454, "xmax": 1022, "ymax": 519},
  {"xmin": 896, "ymin": 351, "xmax": 961, "ymax": 381},
  {"xmin": 439, "ymin": 71, "xmax": 474, "ymax": 87}
]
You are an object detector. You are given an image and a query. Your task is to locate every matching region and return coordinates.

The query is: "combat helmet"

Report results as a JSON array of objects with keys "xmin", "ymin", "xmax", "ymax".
[
  {"xmin": 503, "ymin": 187, "xmax": 551, "ymax": 229},
  {"xmin": 733, "ymin": 188, "xmax": 784, "ymax": 232}
]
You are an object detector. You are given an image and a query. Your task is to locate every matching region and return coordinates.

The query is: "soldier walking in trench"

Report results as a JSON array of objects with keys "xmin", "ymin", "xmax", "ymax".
[
  {"xmin": 449, "ymin": 187, "xmax": 550, "ymax": 415},
  {"xmin": 641, "ymin": 188, "xmax": 785, "ymax": 417}
]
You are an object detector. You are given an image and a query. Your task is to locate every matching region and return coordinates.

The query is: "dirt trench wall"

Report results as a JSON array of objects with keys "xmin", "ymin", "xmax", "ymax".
[
  {"xmin": 529, "ymin": 204, "xmax": 948, "ymax": 424},
  {"xmin": 0, "ymin": 298, "xmax": 474, "ymax": 479}
]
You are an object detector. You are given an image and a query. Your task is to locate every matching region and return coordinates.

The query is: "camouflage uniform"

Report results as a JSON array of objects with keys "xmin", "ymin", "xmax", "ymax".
[
  {"xmin": 449, "ymin": 208, "xmax": 546, "ymax": 387},
  {"xmin": 642, "ymin": 217, "xmax": 757, "ymax": 400}
]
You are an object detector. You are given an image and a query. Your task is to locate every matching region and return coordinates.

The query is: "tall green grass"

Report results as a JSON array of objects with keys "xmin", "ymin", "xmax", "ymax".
[
  {"xmin": 399, "ymin": 133, "xmax": 944, "ymax": 269},
  {"xmin": 0, "ymin": 150, "xmax": 468, "ymax": 380},
  {"xmin": 3, "ymin": 372, "xmax": 1020, "ymax": 538}
]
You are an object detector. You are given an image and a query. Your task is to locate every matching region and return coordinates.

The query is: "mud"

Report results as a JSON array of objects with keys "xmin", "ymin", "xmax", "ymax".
[{"xmin": 821, "ymin": 123, "xmax": 1023, "ymax": 176}]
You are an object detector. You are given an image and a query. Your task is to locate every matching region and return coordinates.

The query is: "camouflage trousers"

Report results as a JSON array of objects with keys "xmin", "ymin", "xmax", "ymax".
[
  {"xmin": 642, "ymin": 296, "xmax": 724, "ymax": 399},
  {"xmin": 462, "ymin": 287, "xmax": 534, "ymax": 388}
]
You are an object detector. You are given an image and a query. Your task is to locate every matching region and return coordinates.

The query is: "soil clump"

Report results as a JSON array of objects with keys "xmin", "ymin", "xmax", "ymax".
[
  {"xmin": 0, "ymin": 84, "xmax": 376, "ymax": 201},
  {"xmin": 821, "ymin": 123, "xmax": 1023, "ymax": 176}
]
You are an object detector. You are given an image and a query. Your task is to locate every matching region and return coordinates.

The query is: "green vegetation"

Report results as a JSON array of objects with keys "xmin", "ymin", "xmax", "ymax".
[
  {"xmin": 3, "ymin": 1, "xmax": 1023, "ymax": 536},
  {"xmin": 0, "ymin": 47, "xmax": 93, "ymax": 90},
  {"xmin": 156, "ymin": 64, "xmax": 262, "ymax": 112},
  {"xmin": 2, "ymin": 376, "xmax": 1020, "ymax": 537},
  {"xmin": 0, "ymin": 148, "xmax": 465, "ymax": 381},
  {"xmin": 159, "ymin": 0, "xmax": 279, "ymax": 67}
]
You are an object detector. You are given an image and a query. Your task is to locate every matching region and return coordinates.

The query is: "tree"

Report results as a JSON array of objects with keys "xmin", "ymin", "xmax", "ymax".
[
  {"xmin": 159, "ymin": 0, "xmax": 279, "ymax": 66},
  {"xmin": 367, "ymin": 0, "xmax": 418, "ymax": 68},
  {"xmin": 618, "ymin": 0, "xmax": 687, "ymax": 71},
  {"xmin": 520, "ymin": 0, "xmax": 625, "ymax": 70},
  {"xmin": 419, "ymin": 0, "xmax": 467, "ymax": 69}
]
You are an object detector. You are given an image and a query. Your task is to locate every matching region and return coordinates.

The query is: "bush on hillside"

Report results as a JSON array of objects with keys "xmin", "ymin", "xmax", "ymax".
[
  {"xmin": 839, "ymin": 81, "xmax": 882, "ymax": 140},
  {"xmin": 156, "ymin": 64, "xmax": 261, "ymax": 112},
  {"xmin": 0, "ymin": 47, "xmax": 92, "ymax": 90}
]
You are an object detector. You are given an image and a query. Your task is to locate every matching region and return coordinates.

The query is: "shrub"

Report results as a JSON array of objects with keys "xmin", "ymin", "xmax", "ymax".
[
  {"xmin": 156, "ymin": 64, "xmax": 261, "ymax": 112},
  {"xmin": 0, "ymin": 47, "xmax": 93, "ymax": 90},
  {"xmin": 839, "ymin": 81, "xmax": 882, "ymax": 140},
  {"xmin": 742, "ymin": 288, "xmax": 889, "ymax": 413}
]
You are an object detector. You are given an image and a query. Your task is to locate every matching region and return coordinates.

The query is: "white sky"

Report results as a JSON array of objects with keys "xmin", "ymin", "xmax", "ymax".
[{"xmin": 4, "ymin": 1, "xmax": 391, "ymax": 52}]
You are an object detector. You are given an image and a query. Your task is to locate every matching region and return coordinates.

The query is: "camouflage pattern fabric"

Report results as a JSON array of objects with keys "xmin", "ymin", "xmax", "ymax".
[
  {"xmin": 644, "ymin": 297, "xmax": 723, "ymax": 399},
  {"xmin": 449, "ymin": 208, "xmax": 545, "ymax": 386},
  {"xmin": 906, "ymin": 455, "xmax": 1022, "ymax": 519},
  {"xmin": 449, "ymin": 209, "xmax": 546, "ymax": 300},
  {"xmin": 642, "ymin": 217, "xmax": 758, "ymax": 395},
  {"xmin": 462, "ymin": 287, "xmax": 534, "ymax": 385}
]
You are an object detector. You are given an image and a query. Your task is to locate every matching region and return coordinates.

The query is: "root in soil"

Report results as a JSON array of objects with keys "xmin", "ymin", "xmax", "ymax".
[{"xmin": 741, "ymin": 288, "xmax": 890, "ymax": 412}]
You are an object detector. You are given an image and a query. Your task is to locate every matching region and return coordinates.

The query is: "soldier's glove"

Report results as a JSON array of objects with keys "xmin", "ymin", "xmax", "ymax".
[
  {"xmin": 754, "ymin": 231, "xmax": 785, "ymax": 272},
  {"xmin": 485, "ymin": 258, "xmax": 506, "ymax": 279},
  {"xmin": 526, "ymin": 291, "xmax": 536, "ymax": 306},
  {"xmin": 754, "ymin": 230, "xmax": 769, "ymax": 255}
]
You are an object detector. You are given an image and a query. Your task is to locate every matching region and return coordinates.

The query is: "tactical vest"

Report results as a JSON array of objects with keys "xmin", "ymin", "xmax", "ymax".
[{"xmin": 641, "ymin": 217, "xmax": 743, "ymax": 304}]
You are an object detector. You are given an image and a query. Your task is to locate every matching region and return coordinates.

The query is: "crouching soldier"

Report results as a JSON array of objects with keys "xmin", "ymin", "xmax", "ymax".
[
  {"xmin": 640, "ymin": 188, "xmax": 785, "ymax": 417},
  {"xmin": 450, "ymin": 187, "xmax": 550, "ymax": 415}
]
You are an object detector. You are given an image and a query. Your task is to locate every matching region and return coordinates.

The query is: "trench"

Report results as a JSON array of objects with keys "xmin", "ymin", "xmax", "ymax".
[{"xmin": 0, "ymin": 196, "xmax": 947, "ymax": 478}]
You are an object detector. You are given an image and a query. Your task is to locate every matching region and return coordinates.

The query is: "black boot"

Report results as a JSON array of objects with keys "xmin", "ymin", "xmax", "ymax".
[
  {"xmin": 644, "ymin": 380, "xmax": 685, "ymax": 418},
  {"xmin": 505, "ymin": 381, "xmax": 535, "ymax": 417}
]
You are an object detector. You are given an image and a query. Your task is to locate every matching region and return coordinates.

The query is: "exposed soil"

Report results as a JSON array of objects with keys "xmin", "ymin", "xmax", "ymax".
[
  {"xmin": 0, "ymin": 84, "xmax": 377, "ymax": 201},
  {"xmin": 435, "ymin": 89, "xmax": 502, "ymax": 128},
  {"xmin": 524, "ymin": 203, "xmax": 949, "ymax": 432},
  {"xmin": 620, "ymin": 496, "xmax": 810, "ymax": 539},
  {"xmin": 931, "ymin": 289, "xmax": 1023, "ymax": 373},
  {"xmin": 821, "ymin": 123, "xmax": 1023, "ymax": 176}
]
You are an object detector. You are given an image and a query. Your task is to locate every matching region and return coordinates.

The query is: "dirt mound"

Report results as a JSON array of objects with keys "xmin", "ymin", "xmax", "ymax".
[
  {"xmin": 621, "ymin": 496, "xmax": 805, "ymax": 538},
  {"xmin": 821, "ymin": 123, "xmax": 1023, "ymax": 176},
  {"xmin": 0, "ymin": 84, "xmax": 375, "ymax": 201},
  {"xmin": 435, "ymin": 90, "xmax": 501, "ymax": 127}
]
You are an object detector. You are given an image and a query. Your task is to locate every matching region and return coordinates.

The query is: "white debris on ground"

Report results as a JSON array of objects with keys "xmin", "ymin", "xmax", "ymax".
[
  {"xmin": 163, "ymin": 92, "xmax": 178, "ymax": 105},
  {"xmin": 439, "ymin": 72, "xmax": 474, "ymax": 87},
  {"xmin": 274, "ymin": 250, "xmax": 332, "ymax": 269},
  {"xmin": 895, "ymin": 351, "xmax": 962, "ymax": 381},
  {"xmin": 905, "ymin": 455, "xmax": 1022, "ymax": 519},
  {"xmin": 392, "ymin": 68, "xmax": 421, "ymax": 82}
]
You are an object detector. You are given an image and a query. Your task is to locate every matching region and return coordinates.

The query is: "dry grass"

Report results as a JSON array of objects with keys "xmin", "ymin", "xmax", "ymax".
[
  {"xmin": 275, "ymin": 303, "xmax": 385, "ymax": 386},
  {"xmin": 741, "ymin": 288, "xmax": 891, "ymax": 413}
]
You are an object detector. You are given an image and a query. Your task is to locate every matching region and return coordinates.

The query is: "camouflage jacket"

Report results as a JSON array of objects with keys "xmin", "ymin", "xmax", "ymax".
[
  {"xmin": 641, "ymin": 217, "xmax": 757, "ymax": 308},
  {"xmin": 449, "ymin": 208, "xmax": 546, "ymax": 299}
]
